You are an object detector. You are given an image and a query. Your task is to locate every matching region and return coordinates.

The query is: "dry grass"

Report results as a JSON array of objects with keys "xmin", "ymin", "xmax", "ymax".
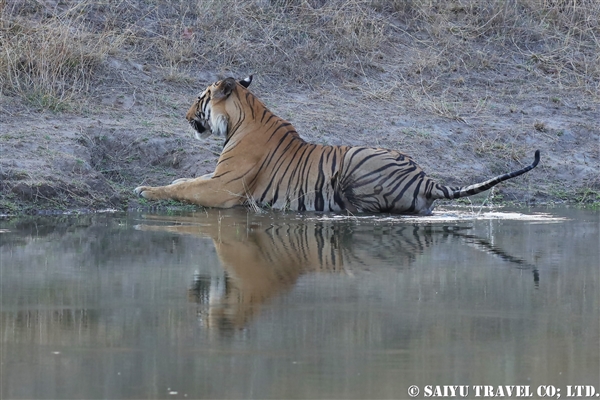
[
  {"xmin": 0, "ymin": 0, "xmax": 598, "ymax": 110},
  {"xmin": 0, "ymin": 1, "xmax": 125, "ymax": 110}
]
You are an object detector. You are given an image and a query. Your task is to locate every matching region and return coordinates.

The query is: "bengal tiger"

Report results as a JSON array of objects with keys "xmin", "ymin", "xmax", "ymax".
[{"xmin": 134, "ymin": 76, "xmax": 540, "ymax": 215}]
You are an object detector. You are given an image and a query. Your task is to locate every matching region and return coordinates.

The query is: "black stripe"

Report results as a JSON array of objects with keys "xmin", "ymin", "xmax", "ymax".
[
  {"xmin": 406, "ymin": 178, "xmax": 424, "ymax": 213},
  {"xmin": 314, "ymin": 151, "xmax": 326, "ymax": 211},
  {"xmin": 263, "ymin": 148, "xmax": 305, "ymax": 201},
  {"xmin": 225, "ymin": 169, "xmax": 253, "ymax": 184},
  {"xmin": 267, "ymin": 122, "xmax": 292, "ymax": 142},
  {"xmin": 277, "ymin": 145, "xmax": 312, "ymax": 207},
  {"xmin": 341, "ymin": 149, "xmax": 384, "ymax": 184},
  {"xmin": 385, "ymin": 165, "xmax": 419, "ymax": 194},
  {"xmin": 257, "ymin": 134, "xmax": 296, "ymax": 177},
  {"xmin": 350, "ymin": 162, "xmax": 401, "ymax": 187},
  {"xmin": 298, "ymin": 188, "xmax": 306, "ymax": 211},
  {"xmin": 245, "ymin": 92, "xmax": 255, "ymax": 120},
  {"xmin": 217, "ymin": 155, "xmax": 235, "ymax": 164},
  {"xmin": 424, "ymin": 179, "xmax": 435, "ymax": 199},
  {"xmin": 297, "ymin": 145, "xmax": 318, "ymax": 205},
  {"xmin": 256, "ymin": 139, "xmax": 303, "ymax": 201},
  {"xmin": 260, "ymin": 109, "xmax": 269, "ymax": 123},
  {"xmin": 330, "ymin": 149, "xmax": 337, "ymax": 176},
  {"xmin": 390, "ymin": 172, "xmax": 424, "ymax": 207},
  {"xmin": 212, "ymin": 170, "xmax": 231, "ymax": 179}
]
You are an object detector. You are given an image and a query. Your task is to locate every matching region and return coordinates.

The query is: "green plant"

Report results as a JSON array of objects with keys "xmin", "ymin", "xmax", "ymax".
[{"xmin": 576, "ymin": 188, "xmax": 600, "ymax": 204}]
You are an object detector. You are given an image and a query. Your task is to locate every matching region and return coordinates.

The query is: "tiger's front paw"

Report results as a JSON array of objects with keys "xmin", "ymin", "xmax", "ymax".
[{"xmin": 134, "ymin": 185, "xmax": 159, "ymax": 200}]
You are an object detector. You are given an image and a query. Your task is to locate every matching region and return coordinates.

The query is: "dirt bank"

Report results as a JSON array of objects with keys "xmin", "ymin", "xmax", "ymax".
[{"xmin": 1, "ymin": 1, "xmax": 598, "ymax": 215}]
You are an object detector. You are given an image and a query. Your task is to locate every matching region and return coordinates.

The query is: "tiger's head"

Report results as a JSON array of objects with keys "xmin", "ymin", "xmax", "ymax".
[{"xmin": 185, "ymin": 76, "xmax": 253, "ymax": 140}]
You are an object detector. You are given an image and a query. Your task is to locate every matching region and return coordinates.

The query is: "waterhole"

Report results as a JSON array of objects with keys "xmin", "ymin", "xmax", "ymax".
[{"xmin": 1, "ymin": 207, "xmax": 598, "ymax": 399}]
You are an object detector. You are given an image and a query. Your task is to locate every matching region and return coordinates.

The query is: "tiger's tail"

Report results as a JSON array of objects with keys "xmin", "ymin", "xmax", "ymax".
[{"xmin": 431, "ymin": 150, "xmax": 540, "ymax": 200}]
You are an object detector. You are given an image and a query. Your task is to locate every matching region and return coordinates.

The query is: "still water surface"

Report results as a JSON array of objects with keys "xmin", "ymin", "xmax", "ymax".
[{"xmin": 1, "ymin": 207, "xmax": 598, "ymax": 399}]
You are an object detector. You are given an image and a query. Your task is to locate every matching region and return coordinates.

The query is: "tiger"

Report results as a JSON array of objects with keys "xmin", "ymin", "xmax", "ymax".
[{"xmin": 134, "ymin": 76, "xmax": 540, "ymax": 215}]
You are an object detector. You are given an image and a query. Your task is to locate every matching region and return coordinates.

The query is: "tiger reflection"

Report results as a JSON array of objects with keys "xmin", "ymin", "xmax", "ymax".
[{"xmin": 137, "ymin": 211, "xmax": 538, "ymax": 331}]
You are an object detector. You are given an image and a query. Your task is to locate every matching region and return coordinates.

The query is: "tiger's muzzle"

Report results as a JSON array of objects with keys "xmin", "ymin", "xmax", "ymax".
[{"xmin": 189, "ymin": 116, "xmax": 212, "ymax": 139}]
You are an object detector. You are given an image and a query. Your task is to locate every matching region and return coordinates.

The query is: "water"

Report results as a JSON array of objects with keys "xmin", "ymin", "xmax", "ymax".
[{"xmin": 1, "ymin": 207, "xmax": 598, "ymax": 399}]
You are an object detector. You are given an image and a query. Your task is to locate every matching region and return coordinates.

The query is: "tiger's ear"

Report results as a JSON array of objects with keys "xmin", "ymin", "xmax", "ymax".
[
  {"xmin": 239, "ymin": 75, "xmax": 252, "ymax": 88},
  {"xmin": 213, "ymin": 77, "xmax": 237, "ymax": 100}
]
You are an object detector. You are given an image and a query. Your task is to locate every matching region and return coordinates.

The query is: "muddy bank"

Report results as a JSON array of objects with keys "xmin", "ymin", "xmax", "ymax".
[{"xmin": 1, "ymin": 111, "xmax": 217, "ymax": 214}]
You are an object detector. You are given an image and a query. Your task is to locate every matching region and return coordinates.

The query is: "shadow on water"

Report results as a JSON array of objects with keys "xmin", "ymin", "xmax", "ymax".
[{"xmin": 136, "ymin": 209, "xmax": 541, "ymax": 333}]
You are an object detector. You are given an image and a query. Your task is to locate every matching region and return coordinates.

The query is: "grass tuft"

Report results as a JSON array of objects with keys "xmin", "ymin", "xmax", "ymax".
[{"xmin": 0, "ymin": 0, "xmax": 123, "ymax": 110}]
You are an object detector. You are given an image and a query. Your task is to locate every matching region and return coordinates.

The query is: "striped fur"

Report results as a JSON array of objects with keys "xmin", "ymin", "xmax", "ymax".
[{"xmin": 134, "ymin": 76, "xmax": 540, "ymax": 215}]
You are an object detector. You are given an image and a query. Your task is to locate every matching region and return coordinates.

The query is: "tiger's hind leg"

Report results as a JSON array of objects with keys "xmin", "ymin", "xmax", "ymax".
[{"xmin": 340, "ymin": 147, "xmax": 435, "ymax": 215}]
